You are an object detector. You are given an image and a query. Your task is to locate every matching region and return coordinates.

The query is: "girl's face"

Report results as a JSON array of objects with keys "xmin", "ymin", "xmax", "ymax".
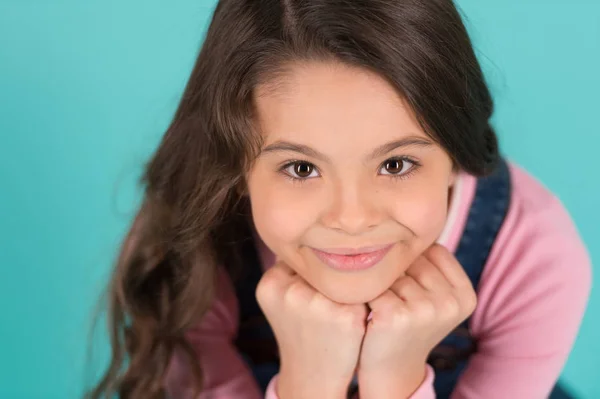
[{"xmin": 246, "ymin": 61, "xmax": 456, "ymax": 304}]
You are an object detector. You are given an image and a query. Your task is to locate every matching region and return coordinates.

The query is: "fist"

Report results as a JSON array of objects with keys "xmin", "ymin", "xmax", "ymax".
[
  {"xmin": 358, "ymin": 244, "xmax": 477, "ymax": 397},
  {"xmin": 256, "ymin": 260, "xmax": 368, "ymax": 399}
]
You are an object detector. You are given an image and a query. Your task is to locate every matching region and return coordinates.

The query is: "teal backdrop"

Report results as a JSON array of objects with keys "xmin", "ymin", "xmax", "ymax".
[{"xmin": 0, "ymin": 1, "xmax": 598, "ymax": 397}]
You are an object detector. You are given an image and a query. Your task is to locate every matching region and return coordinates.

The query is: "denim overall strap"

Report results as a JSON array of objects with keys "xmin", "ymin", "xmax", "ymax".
[
  {"xmin": 430, "ymin": 158, "xmax": 511, "ymax": 398},
  {"xmin": 234, "ymin": 158, "xmax": 512, "ymax": 397}
]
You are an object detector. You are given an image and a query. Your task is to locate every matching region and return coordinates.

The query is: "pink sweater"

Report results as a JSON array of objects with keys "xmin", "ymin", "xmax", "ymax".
[{"xmin": 165, "ymin": 161, "xmax": 592, "ymax": 399}]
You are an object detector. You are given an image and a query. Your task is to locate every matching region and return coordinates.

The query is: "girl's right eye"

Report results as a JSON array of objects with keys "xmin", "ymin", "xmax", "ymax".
[{"xmin": 281, "ymin": 161, "xmax": 320, "ymax": 181}]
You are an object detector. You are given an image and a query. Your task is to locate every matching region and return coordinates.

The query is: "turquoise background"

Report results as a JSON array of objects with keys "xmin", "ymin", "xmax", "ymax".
[{"xmin": 0, "ymin": 0, "xmax": 598, "ymax": 397}]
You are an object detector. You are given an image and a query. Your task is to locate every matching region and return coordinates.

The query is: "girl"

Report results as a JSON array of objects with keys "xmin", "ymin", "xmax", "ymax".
[{"xmin": 88, "ymin": 0, "xmax": 591, "ymax": 398}]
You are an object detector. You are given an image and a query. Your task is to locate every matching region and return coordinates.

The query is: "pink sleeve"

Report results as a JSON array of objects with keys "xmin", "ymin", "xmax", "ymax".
[
  {"xmin": 265, "ymin": 375, "xmax": 280, "ymax": 399},
  {"xmin": 264, "ymin": 368, "xmax": 436, "ymax": 399},
  {"xmin": 264, "ymin": 367, "xmax": 437, "ymax": 399},
  {"xmin": 165, "ymin": 267, "xmax": 265, "ymax": 399},
  {"xmin": 451, "ymin": 186, "xmax": 592, "ymax": 398},
  {"xmin": 405, "ymin": 365, "xmax": 436, "ymax": 399}
]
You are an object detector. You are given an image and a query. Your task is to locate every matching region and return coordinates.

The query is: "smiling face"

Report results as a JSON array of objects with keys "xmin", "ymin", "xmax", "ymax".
[{"xmin": 245, "ymin": 61, "xmax": 456, "ymax": 304}]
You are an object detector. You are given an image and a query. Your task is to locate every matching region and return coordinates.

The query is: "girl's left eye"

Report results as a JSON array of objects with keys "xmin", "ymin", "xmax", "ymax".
[
  {"xmin": 282, "ymin": 161, "xmax": 320, "ymax": 180},
  {"xmin": 379, "ymin": 158, "xmax": 417, "ymax": 177}
]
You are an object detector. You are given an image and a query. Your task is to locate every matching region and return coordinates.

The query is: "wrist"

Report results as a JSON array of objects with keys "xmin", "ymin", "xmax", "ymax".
[
  {"xmin": 277, "ymin": 369, "xmax": 350, "ymax": 399},
  {"xmin": 357, "ymin": 362, "xmax": 427, "ymax": 399}
]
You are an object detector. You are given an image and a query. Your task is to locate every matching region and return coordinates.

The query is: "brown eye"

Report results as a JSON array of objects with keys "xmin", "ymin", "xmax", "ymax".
[
  {"xmin": 384, "ymin": 159, "xmax": 404, "ymax": 174},
  {"xmin": 286, "ymin": 162, "xmax": 317, "ymax": 179},
  {"xmin": 380, "ymin": 158, "xmax": 415, "ymax": 176}
]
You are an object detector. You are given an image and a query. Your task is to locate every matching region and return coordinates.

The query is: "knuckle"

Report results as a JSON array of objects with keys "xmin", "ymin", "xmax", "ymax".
[
  {"xmin": 260, "ymin": 265, "xmax": 283, "ymax": 286},
  {"xmin": 415, "ymin": 299, "xmax": 436, "ymax": 321},
  {"xmin": 440, "ymin": 295, "xmax": 461, "ymax": 317},
  {"xmin": 256, "ymin": 270, "xmax": 280, "ymax": 305},
  {"xmin": 391, "ymin": 306, "xmax": 411, "ymax": 328},
  {"xmin": 429, "ymin": 243, "xmax": 449, "ymax": 260},
  {"xmin": 284, "ymin": 279, "xmax": 311, "ymax": 308},
  {"xmin": 308, "ymin": 292, "xmax": 332, "ymax": 316},
  {"xmin": 455, "ymin": 272, "xmax": 473, "ymax": 288},
  {"xmin": 338, "ymin": 306, "xmax": 367, "ymax": 329},
  {"xmin": 429, "ymin": 244, "xmax": 460, "ymax": 271},
  {"xmin": 406, "ymin": 256, "xmax": 428, "ymax": 274},
  {"xmin": 416, "ymin": 272, "xmax": 434, "ymax": 287},
  {"xmin": 393, "ymin": 277, "xmax": 411, "ymax": 293}
]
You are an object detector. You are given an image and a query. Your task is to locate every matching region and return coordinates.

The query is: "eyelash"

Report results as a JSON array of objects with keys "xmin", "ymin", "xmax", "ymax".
[{"xmin": 279, "ymin": 156, "xmax": 421, "ymax": 184}]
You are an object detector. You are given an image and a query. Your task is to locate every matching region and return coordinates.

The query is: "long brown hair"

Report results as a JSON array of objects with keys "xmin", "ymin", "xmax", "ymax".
[{"xmin": 87, "ymin": 0, "xmax": 499, "ymax": 397}]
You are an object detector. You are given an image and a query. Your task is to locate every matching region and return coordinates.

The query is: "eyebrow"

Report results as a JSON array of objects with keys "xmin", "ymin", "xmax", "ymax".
[{"xmin": 260, "ymin": 136, "xmax": 434, "ymax": 162}]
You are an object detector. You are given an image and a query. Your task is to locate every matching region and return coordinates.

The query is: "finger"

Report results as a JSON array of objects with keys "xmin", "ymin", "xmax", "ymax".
[
  {"xmin": 405, "ymin": 255, "xmax": 452, "ymax": 293},
  {"xmin": 367, "ymin": 290, "xmax": 410, "ymax": 329},
  {"xmin": 367, "ymin": 289, "xmax": 404, "ymax": 314},
  {"xmin": 423, "ymin": 244, "xmax": 471, "ymax": 288},
  {"xmin": 422, "ymin": 245, "xmax": 477, "ymax": 314},
  {"xmin": 258, "ymin": 260, "xmax": 297, "ymax": 298},
  {"xmin": 257, "ymin": 264, "xmax": 314, "ymax": 317},
  {"xmin": 285, "ymin": 275, "xmax": 319, "ymax": 306},
  {"xmin": 390, "ymin": 276, "xmax": 429, "ymax": 302}
]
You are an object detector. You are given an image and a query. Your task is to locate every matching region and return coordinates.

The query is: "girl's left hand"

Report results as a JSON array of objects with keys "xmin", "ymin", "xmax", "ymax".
[{"xmin": 357, "ymin": 244, "xmax": 478, "ymax": 398}]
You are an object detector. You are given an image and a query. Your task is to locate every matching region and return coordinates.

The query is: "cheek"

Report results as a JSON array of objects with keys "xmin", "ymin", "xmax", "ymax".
[
  {"xmin": 389, "ymin": 177, "xmax": 449, "ymax": 242},
  {"xmin": 248, "ymin": 174, "xmax": 318, "ymax": 249}
]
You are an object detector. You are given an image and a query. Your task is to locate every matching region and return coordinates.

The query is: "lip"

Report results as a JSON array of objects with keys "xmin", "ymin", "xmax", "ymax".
[
  {"xmin": 311, "ymin": 244, "xmax": 394, "ymax": 271},
  {"xmin": 315, "ymin": 243, "xmax": 394, "ymax": 255}
]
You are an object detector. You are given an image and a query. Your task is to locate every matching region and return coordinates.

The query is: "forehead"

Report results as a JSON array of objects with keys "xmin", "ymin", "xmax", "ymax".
[{"xmin": 253, "ymin": 61, "xmax": 427, "ymax": 144}]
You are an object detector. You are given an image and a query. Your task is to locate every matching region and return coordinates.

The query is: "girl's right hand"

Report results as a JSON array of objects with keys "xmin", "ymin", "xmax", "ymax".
[{"xmin": 256, "ymin": 260, "xmax": 368, "ymax": 399}]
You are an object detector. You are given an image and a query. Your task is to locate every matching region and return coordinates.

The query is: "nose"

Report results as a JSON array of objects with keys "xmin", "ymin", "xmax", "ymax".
[{"xmin": 320, "ymin": 181, "xmax": 383, "ymax": 235}]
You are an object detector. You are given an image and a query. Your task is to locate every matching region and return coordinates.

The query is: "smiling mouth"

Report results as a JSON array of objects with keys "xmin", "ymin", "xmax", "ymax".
[
  {"xmin": 310, "ymin": 244, "xmax": 394, "ymax": 271},
  {"xmin": 314, "ymin": 243, "xmax": 394, "ymax": 255}
]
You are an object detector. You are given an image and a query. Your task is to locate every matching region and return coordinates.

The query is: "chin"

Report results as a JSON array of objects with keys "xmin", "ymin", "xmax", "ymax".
[
  {"xmin": 314, "ymin": 280, "xmax": 389, "ymax": 305},
  {"xmin": 290, "ymin": 243, "xmax": 413, "ymax": 304}
]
